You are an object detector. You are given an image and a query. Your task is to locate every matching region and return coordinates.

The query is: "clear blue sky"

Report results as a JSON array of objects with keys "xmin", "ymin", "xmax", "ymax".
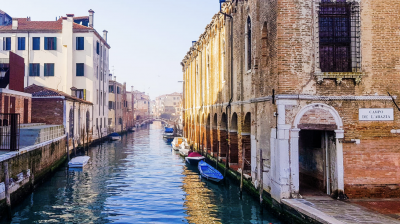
[{"xmin": 3, "ymin": 0, "xmax": 219, "ymax": 99}]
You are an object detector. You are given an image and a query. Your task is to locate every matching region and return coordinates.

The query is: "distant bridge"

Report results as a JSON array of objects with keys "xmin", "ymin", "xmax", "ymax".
[{"xmin": 136, "ymin": 118, "xmax": 172, "ymax": 126}]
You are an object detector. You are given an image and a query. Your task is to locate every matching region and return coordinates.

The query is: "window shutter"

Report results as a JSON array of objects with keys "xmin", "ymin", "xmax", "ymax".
[
  {"xmin": 44, "ymin": 63, "xmax": 47, "ymax": 76},
  {"xmin": 53, "ymin": 37, "xmax": 57, "ymax": 50},
  {"xmin": 44, "ymin": 37, "xmax": 48, "ymax": 50},
  {"xmin": 29, "ymin": 64, "xmax": 32, "ymax": 76},
  {"xmin": 51, "ymin": 63, "xmax": 54, "ymax": 76},
  {"xmin": 36, "ymin": 64, "xmax": 40, "ymax": 76},
  {"xmin": 21, "ymin": 37, "xmax": 25, "ymax": 50}
]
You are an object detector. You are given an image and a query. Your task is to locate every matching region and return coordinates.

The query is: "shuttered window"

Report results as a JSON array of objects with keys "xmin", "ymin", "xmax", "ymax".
[
  {"xmin": 3, "ymin": 37, "xmax": 11, "ymax": 51},
  {"xmin": 76, "ymin": 63, "xmax": 84, "ymax": 76},
  {"xmin": 76, "ymin": 37, "xmax": 84, "ymax": 50},
  {"xmin": 44, "ymin": 63, "xmax": 55, "ymax": 76},
  {"xmin": 96, "ymin": 41, "xmax": 99, "ymax": 55},
  {"xmin": 18, "ymin": 37, "xmax": 25, "ymax": 50},
  {"xmin": 32, "ymin": 37, "xmax": 40, "ymax": 50},
  {"xmin": 44, "ymin": 37, "xmax": 57, "ymax": 50},
  {"xmin": 29, "ymin": 63, "xmax": 40, "ymax": 76}
]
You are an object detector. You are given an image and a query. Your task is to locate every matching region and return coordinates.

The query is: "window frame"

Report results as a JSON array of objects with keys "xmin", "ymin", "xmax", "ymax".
[
  {"xmin": 76, "ymin": 63, "xmax": 85, "ymax": 76},
  {"xmin": 32, "ymin": 37, "xmax": 40, "ymax": 50},
  {"xmin": 18, "ymin": 37, "xmax": 26, "ymax": 50},
  {"xmin": 76, "ymin": 37, "xmax": 84, "ymax": 50},
  {"xmin": 44, "ymin": 63, "xmax": 55, "ymax": 76},
  {"xmin": 29, "ymin": 63, "xmax": 40, "ymax": 77},
  {"xmin": 3, "ymin": 37, "xmax": 11, "ymax": 51},
  {"xmin": 44, "ymin": 37, "xmax": 57, "ymax": 50}
]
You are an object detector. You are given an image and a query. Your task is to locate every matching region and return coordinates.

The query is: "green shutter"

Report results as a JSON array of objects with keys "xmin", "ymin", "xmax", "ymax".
[
  {"xmin": 44, "ymin": 37, "xmax": 48, "ymax": 50},
  {"xmin": 29, "ymin": 64, "xmax": 32, "ymax": 76},
  {"xmin": 53, "ymin": 38, "xmax": 57, "ymax": 50},
  {"xmin": 51, "ymin": 63, "xmax": 54, "ymax": 76},
  {"xmin": 44, "ymin": 64, "xmax": 47, "ymax": 76}
]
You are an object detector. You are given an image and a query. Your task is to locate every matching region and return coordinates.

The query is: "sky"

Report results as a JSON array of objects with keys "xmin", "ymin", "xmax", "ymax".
[{"xmin": 3, "ymin": 0, "xmax": 220, "ymax": 99}]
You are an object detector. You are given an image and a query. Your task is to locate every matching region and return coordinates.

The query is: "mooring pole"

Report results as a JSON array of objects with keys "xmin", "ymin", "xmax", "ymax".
[
  {"xmin": 4, "ymin": 162, "xmax": 11, "ymax": 220},
  {"xmin": 66, "ymin": 134, "xmax": 70, "ymax": 161},
  {"xmin": 240, "ymin": 143, "xmax": 245, "ymax": 198},
  {"xmin": 204, "ymin": 133, "xmax": 208, "ymax": 159},
  {"xmin": 259, "ymin": 149, "xmax": 264, "ymax": 208},
  {"xmin": 216, "ymin": 141, "xmax": 220, "ymax": 169}
]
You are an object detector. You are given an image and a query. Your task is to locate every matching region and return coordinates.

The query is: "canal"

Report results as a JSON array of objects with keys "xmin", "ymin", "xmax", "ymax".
[{"xmin": 7, "ymin": 121, "xmax": 281, "ymax": 223}]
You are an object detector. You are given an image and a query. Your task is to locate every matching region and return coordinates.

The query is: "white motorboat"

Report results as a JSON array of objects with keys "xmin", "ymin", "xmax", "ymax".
[
  {"xmin": 171, "ymin": 137, "xmax": 184, "ymax": 151},
  {"xmin": 68, "ymin": 156, "xmax": 90, "ymax": 168},
  {"xmin": 179, "ymin": 141, "xmax": 191, "ymax": 157}
]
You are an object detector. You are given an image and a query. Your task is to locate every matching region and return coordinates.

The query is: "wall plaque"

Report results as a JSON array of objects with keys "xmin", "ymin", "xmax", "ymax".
[{"xmin": 359, "ymin": 108, "xmax": 394, "ymax": 121}]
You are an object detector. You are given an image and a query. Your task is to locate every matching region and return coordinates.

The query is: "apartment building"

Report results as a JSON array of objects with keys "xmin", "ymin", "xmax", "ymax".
[
  {"xmin": 0, "ymin": 9, "xmax": 110, "ymax": 140},
  {"xmin": 154, "ymin": 92, "xmax": 182, "ymax": 119},
  {"xmin": 133, "ymin": 90, "xmax": 150, "ymax": 120},
  {"xmin": 108, "ymin": 76, "xmax": 124, "ymax": 133}
]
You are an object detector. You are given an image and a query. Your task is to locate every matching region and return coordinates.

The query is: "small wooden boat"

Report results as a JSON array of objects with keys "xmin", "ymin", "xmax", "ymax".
[
  {"xmin": 171, "ymin": 137, "xmax": 184, "ymax": 151},
  {"xmin": 198, "ymin": 160, "xmax": 224, "ymax": 182},
  {"xmin": 68, "ymin": 156, "xmax": 90, "ymax": 168},
  {"xmin": 109, "ymin": 132, "xmax": 121, "ymax": 141},
  {"xmin": 185, "ymin": 152, "xmax": 205, "ymax": 165}
]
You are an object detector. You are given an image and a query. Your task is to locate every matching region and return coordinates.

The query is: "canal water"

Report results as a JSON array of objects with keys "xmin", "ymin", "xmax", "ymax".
[{"xmin": 7, "ymin": 122, "xmax": 281, "ymax": 224}]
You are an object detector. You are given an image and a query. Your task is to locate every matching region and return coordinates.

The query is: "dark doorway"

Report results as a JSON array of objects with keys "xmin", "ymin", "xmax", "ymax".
[
  {"xmin": 24, "ymin": 99, "xmax": 29, "ymax": 123},
  {"xmin": 299, "ymin": 130, "xmax": 335, "ymax": 196}
]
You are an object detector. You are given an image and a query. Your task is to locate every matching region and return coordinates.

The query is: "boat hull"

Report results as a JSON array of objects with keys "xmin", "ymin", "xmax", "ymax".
[
  {"xmin": 110, "ymin": 136, "xmax": 121, "ymax": 141},
  {"xmin": 198, "ymin": 161, "xmax": 224, "ymax": 183},
  {"xmin": 185, "ymin": 156, "xmax": 205, "ymax": 165},
  {"xmin": 68, "ymin": 156, "xmax": 90, "ymax": 168}
]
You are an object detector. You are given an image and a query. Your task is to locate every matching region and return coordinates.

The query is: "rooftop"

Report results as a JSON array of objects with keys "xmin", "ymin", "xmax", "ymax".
[{"xmin": 24, "ymin": 84, "xmax": 93, "ymax": 105}]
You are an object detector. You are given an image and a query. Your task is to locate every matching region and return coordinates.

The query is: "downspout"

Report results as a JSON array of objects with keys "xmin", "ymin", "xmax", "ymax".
[{"xmin": 27, "ymin": 32, "xmax": 30, "ymax": 87}]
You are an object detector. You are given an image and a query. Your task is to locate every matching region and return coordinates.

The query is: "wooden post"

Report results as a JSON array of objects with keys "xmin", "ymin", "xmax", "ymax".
[
  {"xmin": 216, "ymin": 141, "xmax": 219, "ymax": 169},
  {"xmin": 66, "ymin": 134, "xmax": 70, "ymax": 161},
  {"xmin": 240, "ymin": 143, "xmax": 245, "ymax": 197},
  {"xmin": 73, "ymin": 136, "xmax": 76, "ymax": 156},
  {"xmin": 224, "ymin": 139, "xmax": 230, "ymax": 178},
  {"xmin": 4, "ymin": 162, "xmax": 11, "ymax": 220},
  {"xmin": 87, "ymin": 129, "xmax": 89, "ymax": 150},
  {"xmin": 204, "ymin": 133, "xmax": 208, "ymax": 160},
  {"xmin": 259, "ymin": 149, "xmax": 263, "ymax": 207}
]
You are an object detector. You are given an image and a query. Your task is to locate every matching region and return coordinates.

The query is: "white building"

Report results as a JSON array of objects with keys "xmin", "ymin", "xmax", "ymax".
[{"xmin": 0, "ymin": 10, "xmax": 110, "ymax": 139}]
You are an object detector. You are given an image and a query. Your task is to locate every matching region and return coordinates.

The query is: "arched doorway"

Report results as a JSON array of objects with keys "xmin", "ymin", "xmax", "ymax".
[
  {"xmin": 292, "ymin": 103, "xmax": 344, "ymax": 197},
  {"xmin": 241, "ymin": 113, "xmax": 251, "ymax": 174},
  {"xmin": 206, "ymin": 114, "xmax": 211, "ymax": 154},
  {"xmin": 229, "ymin": 113, "xmax": 239, "ymax": 165},
  {"xmin": 212, "ymin": 113, "xmax": 218, "ymax": 156},
  {"xmin": 219, "ymin": 113, "xmax": 228, "ymax": 159}
]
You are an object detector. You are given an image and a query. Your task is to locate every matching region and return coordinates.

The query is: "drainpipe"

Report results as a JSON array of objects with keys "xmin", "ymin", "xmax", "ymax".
[{"xmin": 27, "ymin": 32, "xmax": 30, "ymax": 87}]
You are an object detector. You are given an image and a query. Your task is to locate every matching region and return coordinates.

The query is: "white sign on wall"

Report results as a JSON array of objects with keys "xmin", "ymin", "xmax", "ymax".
[{"xmin": 359, "ymin": 108, "xmax": 394, "ymax": 121}]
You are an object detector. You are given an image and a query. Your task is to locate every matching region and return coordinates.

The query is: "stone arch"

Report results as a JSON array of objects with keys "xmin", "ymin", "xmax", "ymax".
[
  {"xmin": 229, "ymin": 113, "xmax": 239, "ymax": 164},
  {"xmin": 290, "ymin": 103, "xmax": 344, "ymax": 198},
  {"xmin": 212, "ymin": 113, "xmax": 218, "ymax": 155}
]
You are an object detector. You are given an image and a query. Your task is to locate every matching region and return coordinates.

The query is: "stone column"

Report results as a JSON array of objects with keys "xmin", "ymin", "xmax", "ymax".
[
  {"xmin": 290, "ymin": 128, "xmax": 301, "ymax": 197},
  {"xmin": 335, "ymin": 129, "xmax": 345, "ymax": 196}
]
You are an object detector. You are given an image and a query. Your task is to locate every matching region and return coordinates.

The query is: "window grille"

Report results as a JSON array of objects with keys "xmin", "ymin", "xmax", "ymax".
[
  {"xmin": 319, "ymin": 0, "xmax": 361, "ymax": 73},
  {"xmin": 247, "ymin": 17, "xmax": 252, "ymax": 70}
]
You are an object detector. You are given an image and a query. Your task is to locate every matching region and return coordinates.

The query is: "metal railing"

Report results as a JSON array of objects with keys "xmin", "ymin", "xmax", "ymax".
[{"xmin": 0, "ymin": 114, "xmax": 20, "ymax": 151}]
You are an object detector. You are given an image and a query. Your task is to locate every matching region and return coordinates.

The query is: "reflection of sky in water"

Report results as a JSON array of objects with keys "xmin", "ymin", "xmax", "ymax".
[{"xmin": 8, "ymin": 122, "xmax": 281, "ymax": 224}]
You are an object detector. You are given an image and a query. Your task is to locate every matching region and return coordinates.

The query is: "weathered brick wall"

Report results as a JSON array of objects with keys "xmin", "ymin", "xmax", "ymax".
[
  {"xmin": 31, "ymin": 98, "xmax": 63, "ymax": 125},
  {"xmin": 0, "ymin": 93, "xmax": 31, "ymax": 124}
]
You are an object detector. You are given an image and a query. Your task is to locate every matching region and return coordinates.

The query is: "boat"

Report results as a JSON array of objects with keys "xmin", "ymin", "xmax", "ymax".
[
  {"xmin": 128, "ymin": 127, "xmax": 136, "ymax": 132},
  {"xmin": 179, "ymin": 141, "xmax": 191, "ymax": 157},
  {"xmin": 109, "ymin": 132, "xmax": 121, "ymax": 141},
  {"xmin": 68, "ymin": 156, "xmax": 90, "ymax": 168},
  {"xmin": 185, "ymin": 151, "xmax": 205, "ymax": 165},
  {"xmin": 171, "ymin": 137, "xmax": 184, "ymax": 151},
  {"xmin": 198, "ymin": 160, "xmax": 224, "ymax": 183},
  {"xmin": 163, "ymin": 127, "xmax": 174, "ymax": 139}
]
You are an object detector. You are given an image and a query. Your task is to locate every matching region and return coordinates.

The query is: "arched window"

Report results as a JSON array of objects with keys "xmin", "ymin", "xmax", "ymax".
[{"xmin": 246, "ymin": 17, "xmax": 252, "ymax": 70}]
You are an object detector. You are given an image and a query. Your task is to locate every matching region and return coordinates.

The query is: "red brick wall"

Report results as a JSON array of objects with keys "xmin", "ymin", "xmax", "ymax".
[
  {"xmin": 219, "ymin": 130, "xmax": 228, "ymax": 158},
  {"xmin": 0, "ymin": 92, "xmax": 31, "ymax": 123},
  {"xmin": 31, "ymin": 98, "xmax": 64, "ymax": 125},
  {"xmin": 229, "ymin": 132, "xmax": 239, "ymax": 164}
]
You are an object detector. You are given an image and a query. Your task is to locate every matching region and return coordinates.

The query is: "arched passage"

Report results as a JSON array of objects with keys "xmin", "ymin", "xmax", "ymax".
[
  {"xmin": 206, "ymin": 114, "xmax": 211, "ymax": 154},
  {"xmin": 219, "ymin": 113, "xmax": 228, "ymax": 158},
  {"xmin": 229, "ymin": 113, "xmax": 239, "ymax": 165},
  {"xmin": 241, "ymin": 112, "xmax": 251, "ymax": 173},
  {"xmin": 212, "ymin": 113, "xmax": 218, "ymax": 155},
  {"xmin": 291, "ymin": 103, "xmax": 344, "ymax": 198}
]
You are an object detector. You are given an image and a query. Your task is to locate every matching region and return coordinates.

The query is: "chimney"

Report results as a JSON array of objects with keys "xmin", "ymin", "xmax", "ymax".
[
  {"xmin": 88, "ymin": 9, "xmax": 94, "ymax": 28},
  {"xmin": 103, "ymin": 30, "xmax": 108, "ymax": 42},
  {"xmin": 114, "ymin": 76, "xmax": 116, "ymax": 81},
  {"xmin": 131, "ymin": 86, "xmax": 134, "ymax": 92},
  {"xmin": 12, "ymin": 18, "xmax": 18, "ymax": 30}
]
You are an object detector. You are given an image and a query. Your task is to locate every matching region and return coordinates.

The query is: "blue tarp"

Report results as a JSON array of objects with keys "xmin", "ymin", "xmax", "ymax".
[
  {"xmin": 165, "ymin": 127, "xmax": 174, "ymax": 133},
  {"xmin": 109, "ymin": 132, "xmax": 121, "ymax": 137}
]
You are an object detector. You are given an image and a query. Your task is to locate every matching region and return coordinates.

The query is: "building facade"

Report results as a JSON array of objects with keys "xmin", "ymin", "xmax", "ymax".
[
  {"xmin": 182, "ymin": 0, "xmax": 400, "ymax": 202},
  {"xmin": 154, "ymin": 92, "xmax": 182, "ymax": 119},
  {"xmin": 108, "ymin": 77, "xmax": 124, "ymax": 133},
  {"xmin": 0, "ymin": 9, "xmax": 110, "ymax": 140},
  {"xmin": 133, "ymin": 90, "xmax": 150, "ymax": 121}
]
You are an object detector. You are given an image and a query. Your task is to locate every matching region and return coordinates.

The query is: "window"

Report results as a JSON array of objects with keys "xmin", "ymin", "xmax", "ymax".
[
  {"xmin": 109, "ymin": 101, "xmax": 113, "ymax": 110},
  {"xmin": 44, "ymin": 37, "xmax": 57, "ymax": 50},
  {"xmin": 119, "ymin": 118, "xmax": 122, "ymax": 125},
  {"xmin": 117, "ymin": 87, "xmax": 121, "ymax": 94},
  {"xmin": 319, "ymin": 0, "xmax": 360, "ymax": 72},
  {"xmin": 246, "ymin": 17, "xmax": 252, "ymax": 70},
  {"xmin": 96, "ymin": 41, "xmax": 99, "ymax": 55},
  {"xmin": 109, "ymin": 85, "xmax": 114, "ymax": 93},
  {"xmin": 29, "ymin": 63, "xmax": 40, "ymax": 76},
  {"xmin": 76, "ymin": 37, "xmax": 84, "ymax": 50},
  {"xmin": 44, "ymin": 63, "xmax": 55, "ymax": 76},
  {"xmin": 18, "ymin": 37, "xmax": 25, "ymax": 50},
  {"xmin": 32, "ymin": 37, "xmax": 40, "ymax": 50},
  {"xmin": 108, "ymin": 118, "xmax": 112, "ymax": 125},
  {"xmin": 100, "ymin": 72, "xmax": 103, "ymax": 81},
  {"xmin": 100, "ymin": 92, "xmax": 103, "ymax": 106},
  {"xmin": 76, "ymin": 89, "xmax": 86, "ymax": 100},
  {"xmin": 3, "ymin": 37, "xmax": 11, "ymax": 51},
  {"xmin": 100, "ymin": 45, "xmax": 102, "ymax": 57},
  {"xmin": 96, "ymin": 66, "xmax": 98, "ymax": 79},
  {"xmin": 76, "ymin": 63, "xmax": 84, "ymax": 76}
]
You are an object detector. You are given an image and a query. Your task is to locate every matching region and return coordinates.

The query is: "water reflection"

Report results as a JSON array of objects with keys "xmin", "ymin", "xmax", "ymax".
[{"xmin": 7, "ymin": 121, "xmax": 280, "ymax": 224}]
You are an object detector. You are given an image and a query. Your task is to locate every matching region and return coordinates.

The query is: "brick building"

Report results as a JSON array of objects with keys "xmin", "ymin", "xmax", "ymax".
[
  {"xmin": 25, "ymin": 84, "xmax": 93, "ymax": 146},
  {"xmin": 182, "ymin": 0, "xmax": 400, "ymax": 203}
]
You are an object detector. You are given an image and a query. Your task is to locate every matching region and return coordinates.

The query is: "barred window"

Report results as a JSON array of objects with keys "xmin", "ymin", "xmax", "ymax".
[
  {"xmin": 246, "ymin": 17, "xmax": 252, "ymax": 70},
  {"xmin": 319, "ymin": 0, "xmax": 360, "ymax": 73}
]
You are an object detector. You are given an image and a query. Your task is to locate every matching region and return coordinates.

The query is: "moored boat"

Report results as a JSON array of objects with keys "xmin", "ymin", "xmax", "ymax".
[
  {"xmin": 68, "ymin": 156, "xmax": 90, "ymax": 168},
  {"xmin": 163, "ymin": 127, "xmax": 174, "ymax": 139},
  {"xmin": 185, "ymin": 151, "xmax": 205, "ymax": 165},
  {"xmin": 179, "ymin": 141, "xmax": 191, "ymax": 157},
  {"xmin": 198, "ymin": 160, "xmax": 224, "ymax": 182},
  {"xmin": 109, "ymin": 132, "xmax": 121, "ymax": 141},
  {"xmin": 171, "ymin": 137, "xmax": 184, "ymax": 151}
]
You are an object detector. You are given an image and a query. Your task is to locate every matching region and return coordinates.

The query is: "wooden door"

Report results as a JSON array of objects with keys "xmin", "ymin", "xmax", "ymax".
[{"xmin": 10, "ymin": 97, "xmax": 15, "ymax": 113}]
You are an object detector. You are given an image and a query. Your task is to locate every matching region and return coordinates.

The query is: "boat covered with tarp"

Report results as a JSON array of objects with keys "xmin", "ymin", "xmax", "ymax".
[{"xmin": 185, "ymin": 151, "xmax": 205, "ymax": 165}]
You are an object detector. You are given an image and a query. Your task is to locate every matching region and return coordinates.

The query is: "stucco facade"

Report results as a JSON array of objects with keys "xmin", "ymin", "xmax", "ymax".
[{"xmin": 182, "ymin": 0, "xmax": 400, "ymax": 202}]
